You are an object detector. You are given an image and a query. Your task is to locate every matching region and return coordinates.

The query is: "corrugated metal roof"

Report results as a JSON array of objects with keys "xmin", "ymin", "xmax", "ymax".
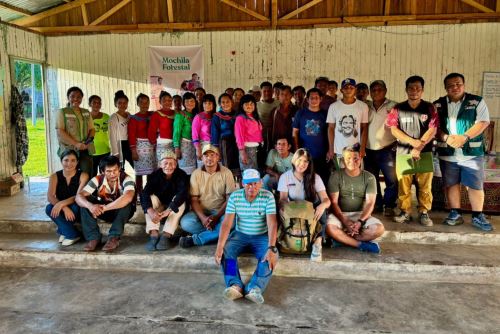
[{"xmin": 0, "ymin": 0, "xmax": 66, "ymax": 21}]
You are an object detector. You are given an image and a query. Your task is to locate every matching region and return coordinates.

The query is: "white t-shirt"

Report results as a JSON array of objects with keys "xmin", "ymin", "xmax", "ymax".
[
  {"xmin": 277, "ymin": 170, "xmax": 325, "ymax": 201},
  {"xmin": 327, "ymin": 99, "xmax": 368, "ymax": 154},
  {"xmin": 439, "ymin": 98, "xmax": 489, "ymax": 163}
]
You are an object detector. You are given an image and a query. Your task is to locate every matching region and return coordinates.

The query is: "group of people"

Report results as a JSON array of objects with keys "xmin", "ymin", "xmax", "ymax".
[{"xmin": 46, "ymin": 72, "xmax": 492, "ymax": 304}]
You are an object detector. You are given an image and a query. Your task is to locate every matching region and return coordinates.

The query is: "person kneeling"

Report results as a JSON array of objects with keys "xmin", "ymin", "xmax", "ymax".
[
  {"xmin": 141, "ymin": 150, "xmax": 188, "ymax": 251},
  {"xmin": 326, "ymin": 144, "xmax": 384, "ymax": 253},
  {"xmin": 76, "ymin": 155, "xmax": 135, "ymax": 252},
  {"xmin": 215, "ymin": 169, "xmax": 278, "ymax": 304}
]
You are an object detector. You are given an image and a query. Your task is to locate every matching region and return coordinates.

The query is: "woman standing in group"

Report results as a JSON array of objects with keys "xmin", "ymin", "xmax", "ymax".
[
  {"xmin": 109, "ymin": 90, "xmax": 133, "ymax": 170},
  {"xmin": 173, "ymin": 92, "xmax": 198, "ymax": 175},
  {"xmin": 56, "ymin": 87, "xmax": 95, "ymax": 175},
  {"xmin": 128, "ymin": 93, "xmax": 156, "ymax": 193},
  {"xmin": 277, "ymin": 148, "xmax": 330, "ymax": 262},
  {"xmin": 234, "ymin": 94, "xmax": 263, "ymax": 171},
  {"xmin": 173, "ymin": 95, "xmax": 183, "ymax": 113},
  {"xmin": 211, "ymin": 93, "xmax": 240, "ymax": 176},
  {"xmin": 89, "ymin": 95, "xmax": 110, "ymax": 176},
  {"xmin": 192, "ymin": 94, "xmax": 216, "ymax": 166},
  {"xmin": 232, "ymin": 88, "xmax": 244, "ymax": 113},
  {"xmin": 45, "ymin": 149, "xmax": 89, "ymax": 246},
  {"xmin": 149, "ymin": 91, "xmax": 176, "ymax": 163}
]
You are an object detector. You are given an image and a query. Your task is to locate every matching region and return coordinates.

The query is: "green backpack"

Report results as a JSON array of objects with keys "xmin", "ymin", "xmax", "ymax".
[{"xmin": 278, "ymin": 200, "xmax": 319, "ymax": 254}]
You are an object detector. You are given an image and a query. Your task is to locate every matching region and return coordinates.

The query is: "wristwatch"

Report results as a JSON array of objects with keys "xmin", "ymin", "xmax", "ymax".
[
  {"xmin": 268, "ymin": 245, "xmax": 278, "ymax": 253},
  {"xmin": 358, "ymin": 218, "xmax": 367, "ymax": 226}
]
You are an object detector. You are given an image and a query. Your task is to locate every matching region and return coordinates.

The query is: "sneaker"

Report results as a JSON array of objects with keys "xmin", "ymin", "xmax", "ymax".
[
  {"xmin": 58, "ymin": 235, "xmax": 65, "ymax": 243},
  {"xmin": 179, "ymin": 236, "xmax": 195, "ymax": 248},
  {"xmin": 384, "ymin": 207, "xmax": 395, "ymax": 217},
  {"xmin": 61, "ymin": 236, "xmax": 80, "ymax": 247},
  {"xmin": 245, "ymin": 288, "xmax": 265, "ymax": 304},
  {"xmin": 394, "ymin": 212, "xmax": 412, "ymax": 224},
  {"xmin": 223, "ymin": 285, "xmax": 244, "ymax": 301},
  {"xmin": 310, "ymin": 244, "xmax": 322, "ymax": 262},
  {"xmin": 358, "ymin": 241, "xmax": 381, "ymax": 254},
  {"xmin": 443, "ymin": 211, "xmax": 464, "ymax": 226},
  {"xmin": 419, "ymin": 212, "xmax": 433, "ymax": 227},
  {"xmin": 102, "ymin": 237, "xmax": 120, "ymax": 252},
  {"xmin": 156, "ymin": 234, "xmax": 172, "ymax": 251},
  {"xmin": 471, "ymin": 213, "xmax": 493, "ymax": 232},
  {"xmin": 145, "ymin": 236, "xmax": 159, "ymax": 251}
]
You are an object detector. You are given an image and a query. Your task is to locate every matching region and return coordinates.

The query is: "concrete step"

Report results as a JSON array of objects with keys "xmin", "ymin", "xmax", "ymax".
[
  {"xmin": 0, "ymin": 233, "xmax": 498, "ymax": 285},
  {"xmin": 1, "ymin": 213, "xmax": 499, "ymax": 246}
]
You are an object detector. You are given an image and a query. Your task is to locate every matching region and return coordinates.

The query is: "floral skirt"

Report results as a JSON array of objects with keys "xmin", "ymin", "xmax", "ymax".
[
  {"xmin": 156, "ymin": 138, "xmax": 174, "ymax": 162},
  {"xmin": 135, "ymin": 138, "xmax": 156, "ymax": 176},
  {"xmin": 178, "ymin": 138, "xmax": 197, "ymax": 175}
]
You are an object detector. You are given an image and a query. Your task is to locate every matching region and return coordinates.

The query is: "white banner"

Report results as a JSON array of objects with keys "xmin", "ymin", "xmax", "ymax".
[{"xmin": 148, "ymin": 45, "xmax": 204, "ymax": 110}]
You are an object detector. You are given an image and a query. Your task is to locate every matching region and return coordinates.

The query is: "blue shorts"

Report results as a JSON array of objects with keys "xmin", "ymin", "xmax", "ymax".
[{"xmin": 439, "ymin": 156, "xmax": 484, "ymax": 190}]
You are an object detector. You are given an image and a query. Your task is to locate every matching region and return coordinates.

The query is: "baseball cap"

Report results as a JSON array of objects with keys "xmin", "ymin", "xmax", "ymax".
[
  {"xmin": 249, "ymin": 85, "xmax": 260, "ymax": 92},
  {"xmin": 202, "ymin": 144, "xmax": 219, "ymax": 155},
  {"xmin": 341, "ymin": 78, "xmax": 356, "ymax": 89},
  {"xmin": 242, "ymin": 169, "xmax": 261, "ymax": 185},
  {"xmin": 160, "ymin": 150, "xmax": 177, "ymax": 161}
]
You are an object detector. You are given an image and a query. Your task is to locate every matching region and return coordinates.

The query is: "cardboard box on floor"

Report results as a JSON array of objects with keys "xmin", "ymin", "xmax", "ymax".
[{"xmin": 0, "ymin": 173, "xmax": 23, "ymax": 196}]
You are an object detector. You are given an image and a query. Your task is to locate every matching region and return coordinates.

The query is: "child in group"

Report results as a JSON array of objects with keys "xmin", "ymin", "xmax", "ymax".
[
  {"xmin": 173, "ymin": 95, "xmax": 183, "ymax": 113},
  {"xmin": 149, "ymin": 91, "xmax": 176, "ymax": 163},
  {"xmin": 262, "ymin": 136, "xmax": 293, "ymax": 191},
  {"xmin": 234, "ymin": 94, "xmax": 264, "ymax": 171},
  {"xmin": 173, "ymin": 92, "xmax": 198, "ymax": 175},
  {"xmin": 128, "ymin": 93, "xmax": 156, "ymax": 194},
  {"xmin": 89, "ymin": 95, "xmax": 110, "ymax": 176},
  {"xmin": 211, "ymin": 93, "xmax": 240, "ymax": 176},
  {"xmin": 109, "ymin": 90, "xmax": 133, "ymax": 170},
  {"xmin": 192, "ymin": 94, "xmax": 216, "ymax": 167}
]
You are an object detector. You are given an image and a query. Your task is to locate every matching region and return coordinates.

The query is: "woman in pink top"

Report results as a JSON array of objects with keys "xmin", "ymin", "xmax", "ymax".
[
  {"xmin": 192, "ymin": 94, "xmax": 216, "ymax": 165},
  {"xmin": 234, "ymin": 94, "xmax": 263, "ymax": 171}
]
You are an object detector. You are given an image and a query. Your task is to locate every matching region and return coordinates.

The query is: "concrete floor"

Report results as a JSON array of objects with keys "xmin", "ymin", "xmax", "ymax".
[{"xmin": 0, "ymin": 267, "xmax": 499, "ymax": 334}]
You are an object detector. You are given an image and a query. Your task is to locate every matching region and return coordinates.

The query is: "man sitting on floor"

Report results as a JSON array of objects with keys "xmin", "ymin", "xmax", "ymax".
[
  {"xmin": 179, "ymin": 144, "xmax": 236, "ymax": 248},
  {"xmin": 215, "ymin": 169, "xmax": 278, "ymax": 304},
  {"xmin": 326, "ymin": 144, "xmax": 385, "ymax": 254},
  {"xmin": 76, "ymin": 155, "xmax": 135, "ymax": 252}
]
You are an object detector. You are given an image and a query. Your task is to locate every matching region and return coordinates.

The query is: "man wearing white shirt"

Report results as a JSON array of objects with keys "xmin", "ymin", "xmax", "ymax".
[{"xmin": 327, "ymin": 78, "xmax": 369, "ymax": 169}]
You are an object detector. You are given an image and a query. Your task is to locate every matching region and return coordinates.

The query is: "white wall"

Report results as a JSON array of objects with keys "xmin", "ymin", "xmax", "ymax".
[
  {"xmin": 0, "ymin": 24, "xmax": 45, "ymax": 178},
  {"xmin": 45, "ymin": 23, "xmax": 500, "ymax": 171}
]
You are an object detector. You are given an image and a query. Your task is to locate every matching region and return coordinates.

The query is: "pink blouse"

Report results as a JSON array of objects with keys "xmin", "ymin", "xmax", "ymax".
[
  {"xmin": 191, "ymin": 112, "xmax": 212, "ymax": 147},
  {"xmin": 234, "ymin": 114, "xmax": 263, "ymax": 150}
]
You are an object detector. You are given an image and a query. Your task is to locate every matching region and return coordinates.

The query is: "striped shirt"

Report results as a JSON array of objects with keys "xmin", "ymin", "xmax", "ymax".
[
  {"xmin": 226, "ymin": 188, "xmax": 276, "ymax": 235},
  {"xmin": 83, "ymin": 173, "xmax": 135, "ymax": 203}
]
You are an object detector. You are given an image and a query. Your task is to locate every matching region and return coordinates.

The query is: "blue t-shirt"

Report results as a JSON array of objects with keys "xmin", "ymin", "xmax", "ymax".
[{"xmin": 292, "ymin": 108, "xmax": 328, "ymax": 159}]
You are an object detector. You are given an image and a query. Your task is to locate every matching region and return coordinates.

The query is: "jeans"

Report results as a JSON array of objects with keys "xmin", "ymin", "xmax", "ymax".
[
  {"xmin": 222, "ymin": 230, "xmax": 273, "ymax": 294},
  {"xmin": 45, "ymin": 203, "xmax": 81, "ymax": 239},
  {"xmin": 364, "ymin": 146, "xmax": 398, "ymax": 209},
  {"xmin": 80, "ymin": 203, "xmax": 132, "ymax": 241},
  {"xmin": 262, "ymin": 174, "xmax": 278, "ymax": 191},
  {"xmin": 180, "ymin": 210, "xmax": 224, "ymax": 246}
]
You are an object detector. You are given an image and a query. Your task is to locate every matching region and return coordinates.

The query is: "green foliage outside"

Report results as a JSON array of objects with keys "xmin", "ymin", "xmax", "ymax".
[
  {"xmin": 14, "ymin": 61, "xmax": 42, "ymax": 91},
  {"xmin": 23, "ymin": 118, "xmax": 48, "ymax": 177}
]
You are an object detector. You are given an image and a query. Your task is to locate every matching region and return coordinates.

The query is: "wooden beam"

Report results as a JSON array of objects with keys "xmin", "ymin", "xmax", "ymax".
[
  {"xmin": 460, "ymin": 0, "xmax": 494, "ymax": 13},
  {"xmin": 278, "ymin": 17, "xmax": 342, "ymax": 26},
  {"xmin": 90, "ymin": 0, "xmax": 131, "ymax": 26},
  {"xmin": 81, "ymin": 4, "xmax": 89, "ymax": 26},
  {"xmin": 220, "ymin": 0, "xmax": 269, "ymax": 21},
  {"xmin": 496, "ymin": 0, "xmax": 500, "ymax": 12},
  {"xmin": 0, "ymin": 1, "xmax": 33, "ymax": 16},
  {"xmin": 167, "ymin": 0, "xmax": 174, "ymax": 22},
  {"xmin": 131, "ymin": 0, "xmax": 136, "ymax": 24},
  {"xmin": 12, "ymin": 0, "xmax": 96, "ymax": 26},
  {"xmin": 280, "ymin": 0, "xmax": 324, "ymax": 20},
  {"xmin": 271, "ymin": 0, "xmax": 278, "ymax": 28},
  {"xmin": 384, "ymin": 0, "xmax": 390, "ymax": 16}
]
